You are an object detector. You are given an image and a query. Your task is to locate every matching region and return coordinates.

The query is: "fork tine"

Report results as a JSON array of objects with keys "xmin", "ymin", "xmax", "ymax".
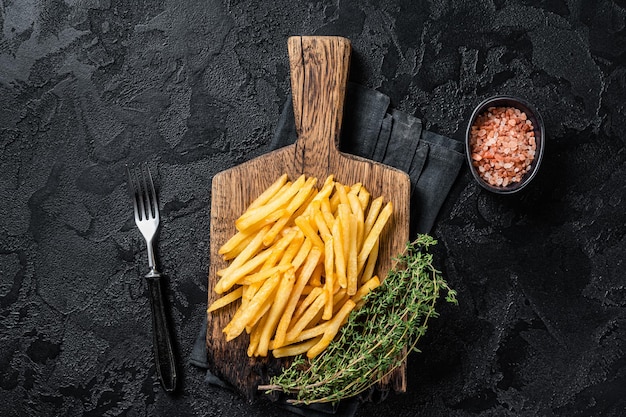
[
  {"xmin": 134, "ymin": 165, "xmax": 146, "ymax": 221},
  {"xmin": 145, "ymin": 165, "xmax": 159, "ymax": 222},
  {"xmin": 126, "ymin": 165, "xmax": 141, "ymax": 222},
  {"xmin": 140, "ymin": 164, "xmax": 152, "ymax": 220}
]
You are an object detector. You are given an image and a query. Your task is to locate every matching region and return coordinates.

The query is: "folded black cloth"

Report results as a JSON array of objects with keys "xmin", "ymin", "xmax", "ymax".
[{"xmin": 190, "ymin": 83, "xmax": 465, "ymax": 416}]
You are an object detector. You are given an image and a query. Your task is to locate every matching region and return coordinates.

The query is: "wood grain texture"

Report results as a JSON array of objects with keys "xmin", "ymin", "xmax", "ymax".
[{"xmin": 207, "ymin": 36, "xmax": 410, "ymax": 399}]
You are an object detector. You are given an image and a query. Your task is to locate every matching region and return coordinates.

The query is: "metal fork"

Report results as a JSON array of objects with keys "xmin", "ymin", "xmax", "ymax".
[{"xmin": 127, "ymin": 164, "xmax": 178, "ymax": 393}]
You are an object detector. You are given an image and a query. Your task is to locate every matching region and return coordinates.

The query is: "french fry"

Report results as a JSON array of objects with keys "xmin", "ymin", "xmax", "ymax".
[
  {"xmin": 308, "ymin": 262, "xmax": 323, "ymax": 287},
  {"xmin": 285, "ymin": 291, "xmax": 327, "ymax": 343},
  {"xmin": 300, "ymin": 285, "xmax": 316, "ymax": 295},
  {"xmin": 273, "ymin": 248, "xmax": 322, "ymax": 348},
  {"xmin": 320, "ymin": 198, "xmax": 335, "ymax": 229},
  {"xmin": 321, "ymin": 174, "xmax": 335, "ymax": 189},
  {"xmin": 257, "ymin": 268, "xmax": 296, "ymax": 356},
  {"xmin": 346, "ymin": 214, "xmax": 358, "ymax": 296},
  {"xmin": 214, "ymin": 247, "xmax": 273, "ymax": 294},
  {"xmin": 360, "ymin": 239, "xmax": 379, "ymax": 284},
  {"xmin": 247, "ymin": 173, "xmax": 289, "ymax": 211},
  {"xmin": 357, "ymin": 186, "xmax": 370, "ymax": 211},
  {"xmin": 283, "ymin": 321, "xmax": 330, "ymax": 345},
  {"xmin": 306, "ymin": 300, "xmax": 356, "ymax": 358},
  {"xmin": 261, "ymin": 228, "xmax": 298, "ymax": 269},
  {"xmin": 291, "ymin": 237, "xmax": 313, "ymax": 270},
  {"xmin": 278, "ymin": 230, "xmax": 305, "ymax": 266},
  {"xmin": 291, "ymin": 286, "xmax": 323, "ymax": 324},
  {"xmin": 217, "ymin": 225, "xmax": 270, "ymax": 278},
  {"xmin": 238, "ymin": 207, "xmax": 289, "ymax": 234},
  {"xmin": 219, "ymin": 229, "xmax": 252, "ymax": 256},
  {"xmin": 272, "ymin": 336, "xmax": 322, "ymax": 358},
  {"xmin": 294, "ymin": 216, "xmax": 324, "ymax": 249},
  {"xmin": 329, "ymin": 189, "xmax": 341, "ymax": 213},
  {"xmin": 323, "ymin": 236, "xmax": 334, "ymax": 320},
  {"xmin": 261, "ymin": 214, "xmax": 289, "ymax": 248},
  {"xmin": 351, "ymin": 276, "xmax": 380, "ymax": 309},
  {"xmin": 243, "ymin": 279, "xmax": 262, "ymax": 304},
  {"xmin": 246, "ymin": 295, "xmax": 274, "ymax": 334},
  {"xmin": 292, "ymin": 188, "xmax": 318, "ymax": 220},
  {"xmin": 269, "ymin": 181, "xmax": 293, "ymax": 203},
  {"xmin": 262, "ymin": 177, "xmax": 317, "ymax": 246},
  {"xmin": 310, "ymin": 176, "xmax": 335, "ymax": 206},
  {"xmin": 347, "ymin": 192, "xmax": 364, "ymax": 249},
  {"xmin": 207, "ymin": 286, "xmax": 244, "ymax": 313},
  {"xmin": 331, "ymin": 218, "xmax": 347, "ymax": 289},
  {"xmin": 235, "ymin": 175, "xmax": 306, "ymax": 231},
  {"xmin": 223, "ymin": 272, "xmax": 281, "ymax": 341},
  {"xmin": 335, "ymin": 181, "xmax": 350, "ymax": 208},
  {"xmin": 364, "ymin": 196, "xmax": 383, "ymax": 238},
  {"xmin": 240, "ymin": 285, "xmax": 250, "ymax": 311},
  {"xmin": 337, "ymin": 204, "xmax": 351, "ymax": 262},
  {"xmin": 247, "ymin": 313, "xmax": 268, "ymax": 357},
  {"xmin": 314, "ymin": 209, "xmax": 332, "ymax": 243},
  {"xmin": 358, "ymin": 201, "xmax": 392, "ymax": 274},
  {"xmin": 332, "ymin": 288, "xmax": 348, "ymax": 314},
  {"xmin": 240, "ymin": 264, "xmax": 291, "ymax": 285},
  {"xmin": 221, "ymin": 233, "xmax": 255, "ymax": 261},
  {"xmin": 349, "ymin": 182, "xmax": 362, "ymax": 195}
]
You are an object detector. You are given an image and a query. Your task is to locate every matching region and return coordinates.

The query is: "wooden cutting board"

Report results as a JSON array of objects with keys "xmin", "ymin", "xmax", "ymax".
[{"xmin": 207, "ymin": 36, "xmax": 411, "ymax": 399}]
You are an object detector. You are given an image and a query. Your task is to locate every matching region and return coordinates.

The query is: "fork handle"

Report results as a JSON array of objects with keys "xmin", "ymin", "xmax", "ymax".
[{"xmin": 146, "ymin": 275, "xmax": 178, "ymax": 392}]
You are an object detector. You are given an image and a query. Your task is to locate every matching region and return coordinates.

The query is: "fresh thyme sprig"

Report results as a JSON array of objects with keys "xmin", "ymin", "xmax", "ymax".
[{"xmin": 259, "ymin": 234, "xmax": 457, "ymax": 405}]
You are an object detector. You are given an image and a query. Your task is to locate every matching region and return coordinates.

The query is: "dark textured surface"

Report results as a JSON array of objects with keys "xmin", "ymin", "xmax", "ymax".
[{"xmin": 1, "ymin": 0, "xmax": 625, "ymax": 416}]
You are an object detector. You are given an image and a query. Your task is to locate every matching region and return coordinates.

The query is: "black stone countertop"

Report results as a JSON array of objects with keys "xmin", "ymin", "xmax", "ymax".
[{"xmin": 1, "ymin": 1, "xmax": 625, "ymax": 416}]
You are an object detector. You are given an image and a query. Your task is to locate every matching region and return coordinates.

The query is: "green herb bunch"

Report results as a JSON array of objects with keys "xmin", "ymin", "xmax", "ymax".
[{"xmin": 259, "ymin": 234, "xmax": 458, "ymax": 405}]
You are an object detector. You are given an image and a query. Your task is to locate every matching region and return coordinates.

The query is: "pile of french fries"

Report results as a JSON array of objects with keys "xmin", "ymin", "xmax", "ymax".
[{"xmin": 208, "ymin": 173, "xmax": 393, "ymax": 359}]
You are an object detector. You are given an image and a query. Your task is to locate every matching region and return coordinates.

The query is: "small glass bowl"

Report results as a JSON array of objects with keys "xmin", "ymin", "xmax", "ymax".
[{"xmin": 465, "ymin": 95, "xmax": 545, "ymax": 194}]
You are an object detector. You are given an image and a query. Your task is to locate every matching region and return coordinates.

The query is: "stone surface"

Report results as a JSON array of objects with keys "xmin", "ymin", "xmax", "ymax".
[{"xmin": 1, "ymin": 0, "xmax": 625, "ymax": 416}]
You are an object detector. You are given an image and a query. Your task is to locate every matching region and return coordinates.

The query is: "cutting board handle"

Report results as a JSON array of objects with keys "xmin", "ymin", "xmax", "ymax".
[{"xmin": 288, "ymin": 36, "xmax": 351, "ymax": 173}]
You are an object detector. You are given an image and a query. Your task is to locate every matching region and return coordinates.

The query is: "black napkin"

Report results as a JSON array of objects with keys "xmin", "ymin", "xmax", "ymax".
[{"xmin": 190, "ymin": 83, "xmax": 465, "ymax": 415}]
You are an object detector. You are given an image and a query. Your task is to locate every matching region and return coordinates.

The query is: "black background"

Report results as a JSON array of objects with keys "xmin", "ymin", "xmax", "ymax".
[{"xmin": 1, "ymin": 0, "xmax": 625, "ymax": 416}]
